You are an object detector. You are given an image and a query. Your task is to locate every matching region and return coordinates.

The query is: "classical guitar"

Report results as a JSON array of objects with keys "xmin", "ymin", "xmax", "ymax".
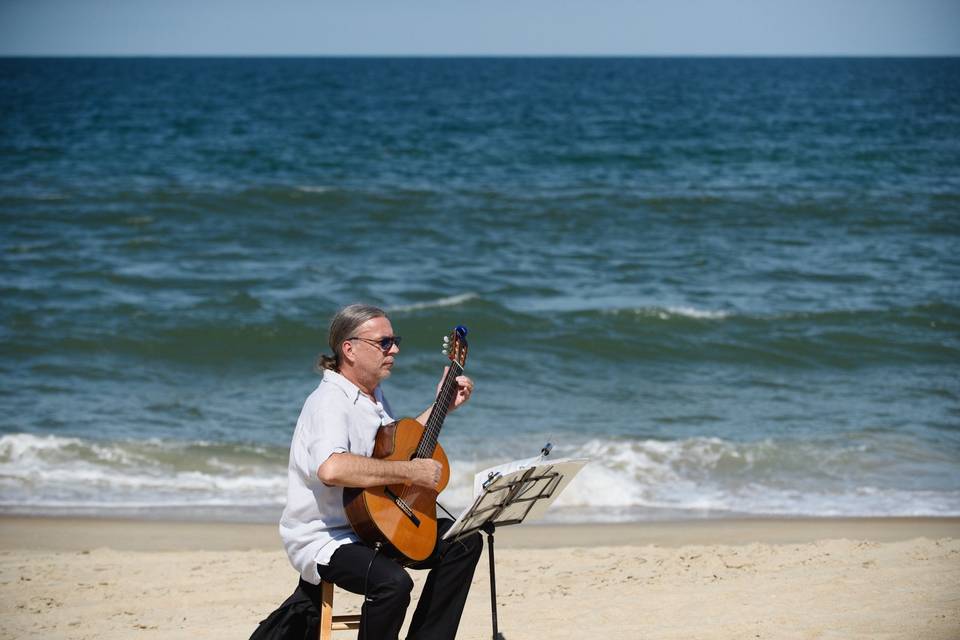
[{"xmin": 343, "ymin": 325, "xmax": 469, "ymax": 564}]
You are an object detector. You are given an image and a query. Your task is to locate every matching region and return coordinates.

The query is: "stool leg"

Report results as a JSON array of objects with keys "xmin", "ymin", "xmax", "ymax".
[{"xmin": 319, "ymin": 580, "xmax": 334, "ymax": 640}]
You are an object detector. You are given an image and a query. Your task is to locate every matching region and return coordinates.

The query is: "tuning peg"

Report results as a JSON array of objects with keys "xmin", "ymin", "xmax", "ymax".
[
  {"xmin": 443, "ymin": 336, "xmax": 450, "ymax": 344},
  {"xmin": 442, "ymin": 348, "xmax": 448, "ymax": 355}
]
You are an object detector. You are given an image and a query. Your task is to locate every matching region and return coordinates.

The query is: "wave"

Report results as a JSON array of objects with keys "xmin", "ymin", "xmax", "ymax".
[
  {"xmin": 5, "ymin": 296, "xmax": 957, "ymax": 369},
  {"xmin": 387, "ymin": 293, "xmax": 480, "ymax": 313},
  {"xmin": 605, "ymin": 306, "xmax": 731, "ymax": 320},
  {"xmin": 0, "ymin": 183, "xmax": 450, "ymax": 229},
  {"xmin": 0, "ymin": 433, "xmax": 287, "ymax": 511},
  {"xmin": 441, "ymin": 435, "xmax": 960, "ymax": 521},
  {"xmin": 5, "ymin": 182, "xmax": 903, "ymax": 227},
  {"xmin": 16, "ymin": 180, "xmax": 881, "ymax": 229},
  {"xmin": 5, "ymin": 432, "xmax": 956, "ymax": 522},
  {"xmin": 539, "ymin": 301, "xmax": 960, "ymax": 367}
]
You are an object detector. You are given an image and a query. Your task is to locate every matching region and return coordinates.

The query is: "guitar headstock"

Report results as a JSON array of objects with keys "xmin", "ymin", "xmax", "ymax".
[{"xmin": 441, "ymin": 325, "xmax": 468, "ymax": 368}]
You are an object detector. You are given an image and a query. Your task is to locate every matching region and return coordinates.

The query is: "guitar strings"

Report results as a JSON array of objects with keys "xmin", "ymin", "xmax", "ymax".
[
  {"xmin": 398, "ymin": 361, "xmax": 464, "ymax": 507},
  {"xmin": 399, "ymin": 366, "xmax": 457, "ymax": 504},
  {"xmin": 417, "ymin": 361, "xmax": 463, "ymax": 458}
]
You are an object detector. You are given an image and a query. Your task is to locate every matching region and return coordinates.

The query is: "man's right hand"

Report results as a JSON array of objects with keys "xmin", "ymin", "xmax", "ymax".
[{"xmin": 407, "ymin": 458, "xmax": 442, "ymax": 490}]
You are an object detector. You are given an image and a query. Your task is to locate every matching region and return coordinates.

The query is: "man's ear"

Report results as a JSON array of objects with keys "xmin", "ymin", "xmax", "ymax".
[{"xmin": 340, "ymin": 340, "xmax": 356, "ymax": 365}]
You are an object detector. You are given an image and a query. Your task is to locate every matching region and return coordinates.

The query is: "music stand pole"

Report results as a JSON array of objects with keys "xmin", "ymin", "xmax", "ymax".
[{"xmin": 481, "ymin": 521, "xmax": 504, "ymax": 640}]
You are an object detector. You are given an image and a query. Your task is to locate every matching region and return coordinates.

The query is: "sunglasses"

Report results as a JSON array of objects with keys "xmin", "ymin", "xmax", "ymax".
[{"xmin": 348, "ymin": 335, "xmax": 402, "ymax": 351}]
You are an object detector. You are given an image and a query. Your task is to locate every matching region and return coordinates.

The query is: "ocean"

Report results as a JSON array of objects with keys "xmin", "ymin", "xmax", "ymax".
[{"xmin": 1, "ymin": 57, "xmax": 958, "ymax": 523}]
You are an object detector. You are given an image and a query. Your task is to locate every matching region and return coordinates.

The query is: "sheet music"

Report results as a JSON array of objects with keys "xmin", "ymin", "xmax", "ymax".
[
  {"xmin": 443, "ymin": 455, "xmax": 588, "ymax": 540},
  {"xmin": 471, "ymin": 453, "xmax": 545, "ymax": 497}
]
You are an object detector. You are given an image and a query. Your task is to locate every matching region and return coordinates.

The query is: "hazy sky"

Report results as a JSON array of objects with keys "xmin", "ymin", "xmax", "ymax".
[{"xmin": 1, "ymin": 0, "xmax": 958, "ymax": 56}]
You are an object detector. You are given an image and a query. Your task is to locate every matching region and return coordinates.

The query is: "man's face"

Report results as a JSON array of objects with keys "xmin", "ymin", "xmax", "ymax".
[{"xmin": 346, "ymin": 316, "xmax": 400, "ymax": 385}]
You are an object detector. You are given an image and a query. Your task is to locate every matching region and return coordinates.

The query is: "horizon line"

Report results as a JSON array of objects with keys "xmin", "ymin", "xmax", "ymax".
[{"xmin": 2, "ymin": 53, "xmax": 958, "ymax": 59}]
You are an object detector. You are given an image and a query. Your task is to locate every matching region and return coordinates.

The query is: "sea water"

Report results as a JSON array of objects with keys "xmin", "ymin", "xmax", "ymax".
[{"xmin": 1, "ymin": 57, "xmax": 958, "ymax": 522}]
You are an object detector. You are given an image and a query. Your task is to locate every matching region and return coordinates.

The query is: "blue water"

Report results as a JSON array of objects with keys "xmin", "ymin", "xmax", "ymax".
[{"xmin": 1, "ymin": 57, "xmax": 958, "ymax": 522}]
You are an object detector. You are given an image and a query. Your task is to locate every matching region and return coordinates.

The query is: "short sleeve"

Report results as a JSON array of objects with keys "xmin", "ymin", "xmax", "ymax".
[{"xmin": 298, "ymin": 398, "xmax": 350, "ymax": 481}]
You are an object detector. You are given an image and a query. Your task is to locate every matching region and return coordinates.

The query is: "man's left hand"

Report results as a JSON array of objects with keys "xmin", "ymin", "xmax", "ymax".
[{"xmin": 437, "ymin": 368, "xmax": 474, "ymax": 411}]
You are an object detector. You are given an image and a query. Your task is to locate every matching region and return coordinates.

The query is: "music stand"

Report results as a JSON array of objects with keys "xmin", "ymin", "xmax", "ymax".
[{"xmin": 443, "ymin": 447, "xmax": 588, "ymax": 640}]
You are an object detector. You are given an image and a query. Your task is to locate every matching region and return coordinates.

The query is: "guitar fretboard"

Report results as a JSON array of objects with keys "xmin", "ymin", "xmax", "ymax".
[{"xmin": 415, "ymin": 360, "xmax": 464, "ymax": 459}]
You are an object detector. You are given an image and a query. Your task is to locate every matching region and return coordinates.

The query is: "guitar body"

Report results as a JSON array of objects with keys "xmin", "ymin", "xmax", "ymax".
[{"xmin": 343, "ymin": 417, "xmax": 451, "ymax": 564}]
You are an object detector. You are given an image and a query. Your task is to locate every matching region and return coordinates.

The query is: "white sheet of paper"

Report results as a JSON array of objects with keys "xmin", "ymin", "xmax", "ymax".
[{"xmin": 443, "ymin": 456, "xmax": 588, "ymax": 540}]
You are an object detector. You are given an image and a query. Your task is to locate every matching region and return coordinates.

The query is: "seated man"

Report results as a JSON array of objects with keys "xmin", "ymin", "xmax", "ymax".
[{"xmin": 253, "ymin": 304, "xmax": 481, "ymax": 640}]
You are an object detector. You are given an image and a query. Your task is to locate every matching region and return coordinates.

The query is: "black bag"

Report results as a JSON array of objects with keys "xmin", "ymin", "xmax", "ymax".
[{"xmin": 249, "ymin": 579, "xmax": 323, "ymax": 640}]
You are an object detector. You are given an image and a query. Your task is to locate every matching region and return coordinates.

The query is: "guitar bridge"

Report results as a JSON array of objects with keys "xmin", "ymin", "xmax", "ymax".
[{"xmin": 384, "ymin": 487, "xmax": 421, "ymax": 527}]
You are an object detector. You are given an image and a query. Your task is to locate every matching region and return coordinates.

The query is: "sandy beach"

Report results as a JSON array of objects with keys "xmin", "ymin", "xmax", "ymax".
[{"xmin": 2, "ymin": 516, "xmax": 958, "ymax": 639}]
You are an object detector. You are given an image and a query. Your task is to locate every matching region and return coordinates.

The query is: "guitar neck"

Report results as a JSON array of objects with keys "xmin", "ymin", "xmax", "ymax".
[{"xmin": 416, "ymin": 361, "xmax": 464, "ymax": 459}]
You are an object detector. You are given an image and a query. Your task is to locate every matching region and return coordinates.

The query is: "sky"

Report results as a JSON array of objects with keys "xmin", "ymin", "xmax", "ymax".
[{"xmin": 1, "ymin": 0, "xmax": 958, "ymax": 56}]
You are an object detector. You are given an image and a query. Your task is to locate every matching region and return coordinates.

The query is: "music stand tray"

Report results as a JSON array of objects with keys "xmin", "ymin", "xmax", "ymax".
[{"xmin": 443, "ymin": 451, "xmax": 588, "ymax": 640}]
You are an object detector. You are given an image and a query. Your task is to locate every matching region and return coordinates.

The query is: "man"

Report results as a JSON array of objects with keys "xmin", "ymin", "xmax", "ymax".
[{"xmin": 254, "ymin": 304, "xmax": 481, "ymax": 640}]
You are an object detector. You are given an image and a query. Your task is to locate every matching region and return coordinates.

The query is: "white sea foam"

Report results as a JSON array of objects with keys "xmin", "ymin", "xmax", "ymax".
[
  {"xmin": 388, "ymin": 293, "xmax": 479, "ymax": 313},
  {"xmin": 3, "ymin": 432, "xmax": 958, "ymax": 520},
  {"xmin": 664, "ymin": 306, "xmax": 731, "ymax": 320},
  {"xmin": 441, "ymin": 436, "xmax": 960, "ymax": 521},
  {"xmin": 600, "ymin": 305, "xmax": 731, "ymax": 320},
  {"xmin": 295, "ymin": 185, "xmax": 332, "ymax": 193},
  {"xmin": 632, "ymin": 306, "xmax": 730, "ymax": 320},
  {"xmin": 0, "ymin": 433, "xmax": 286, "ymax": 511}
]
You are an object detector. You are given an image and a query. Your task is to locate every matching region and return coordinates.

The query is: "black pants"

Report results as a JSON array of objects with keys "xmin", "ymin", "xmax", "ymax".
[{"xmin": 320, "ymin": 519, "xmax": 482, "ymax": 640}]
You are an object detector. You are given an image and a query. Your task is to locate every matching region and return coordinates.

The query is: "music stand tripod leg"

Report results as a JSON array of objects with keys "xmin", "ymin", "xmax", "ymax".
[{"xmin": 481, "ymin": 521, "xmax": 506, "ymax": 640}]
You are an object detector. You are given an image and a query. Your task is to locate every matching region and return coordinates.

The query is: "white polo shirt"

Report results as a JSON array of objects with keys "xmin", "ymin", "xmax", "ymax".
[{"xmin": 279, "ymin": 369, "xmax": 395, "ymax": 585}]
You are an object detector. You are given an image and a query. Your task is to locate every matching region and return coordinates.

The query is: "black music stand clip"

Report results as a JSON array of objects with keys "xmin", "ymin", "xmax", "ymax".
[{"xmin": 443, "ymin": 445, "xmax": 588, "ymax": 640}]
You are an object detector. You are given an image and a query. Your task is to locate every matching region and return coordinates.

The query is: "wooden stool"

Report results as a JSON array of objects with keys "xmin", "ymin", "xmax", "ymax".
[{"xmin": 319, "ymin": 580, "xmax": 361, "ymax": 640}]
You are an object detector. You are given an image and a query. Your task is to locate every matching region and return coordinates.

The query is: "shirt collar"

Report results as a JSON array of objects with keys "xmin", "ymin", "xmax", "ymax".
[{"xmin": 322, "ymin": 369, "xmax": 383, "ymax": 405}]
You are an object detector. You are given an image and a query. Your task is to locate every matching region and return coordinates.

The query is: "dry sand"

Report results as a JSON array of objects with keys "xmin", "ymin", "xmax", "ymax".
[{"xmin": 1, "ymin": 516, "xmax": 958, "ymax": 639}]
